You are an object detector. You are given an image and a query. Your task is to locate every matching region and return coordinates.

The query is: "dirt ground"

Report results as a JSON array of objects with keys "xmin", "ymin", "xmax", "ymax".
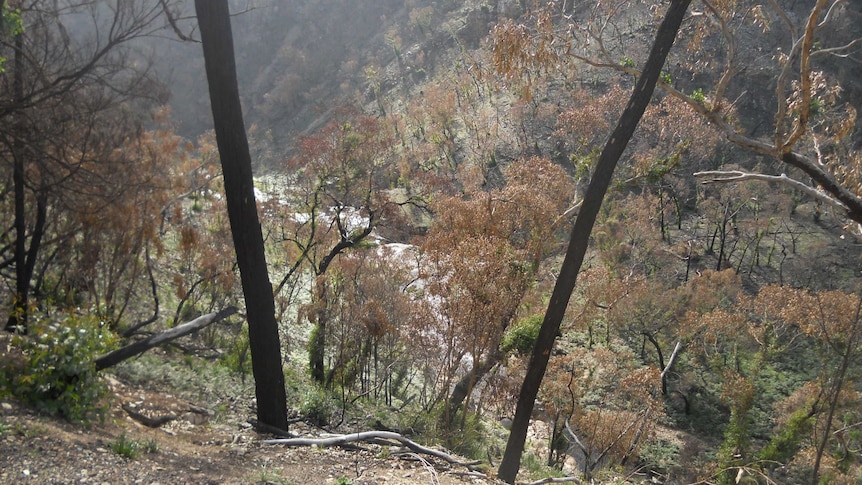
[{"xmin": 0, "ymin": 376, "xmax": 502, "ymax": 485}]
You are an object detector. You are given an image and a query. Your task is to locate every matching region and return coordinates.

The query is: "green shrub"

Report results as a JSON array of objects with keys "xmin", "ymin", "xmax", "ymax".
[
  {"xmin": 639, "ymin": 436, "xmax": 681, "ymax": 476},
  {"xmin": 111, "ymin": 432, "xmax": 140, "ymax": 459},
  {"xmin": 759, "ymin": 408, "xmax": 813, "ymax": 464},
  {"xmin": 300, "ymin": 388, "xmax": 336, "ymax": 425},
  {"xmin": 0, "ymin": 312, "xmax": 116, "ymax": 423},
  {"xmin": 219, "ymin": 329, "xmax": 252, "ymax": 380},
  {"xmin": 501, "ymin": 314, "xmax": 543, "ymax": 356},
  {"xmin": 660, "ymin": 71, "xmax": 673, "ymax": 85},
  {"xmin": 109, "ymin": 432, "xmax": 158, "ymax": 459}
]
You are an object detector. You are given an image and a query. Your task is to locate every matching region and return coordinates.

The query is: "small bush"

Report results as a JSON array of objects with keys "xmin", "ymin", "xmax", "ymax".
[
  {"xmin": 639, "ymin": 436, "xmax": 681, "ymax": 477},
  {"xmin": 143, "ymin": 438, "xmax": 160, "ymax": 454},
  {"xmin": 501, "ymin": 314, "xmax": 543, "ymax": 356},
  {"xmin": 110, "ymin": 432, "xmax": 158, "ymax": 459},
  {"xmin": 0, "ymin": 312, "xmax": 116, "ymax": 423},
  {"xmin": 111, "ymin": 432, "xmax": 140, "ymax": 459},
  {"xmin": 300, "ymin": 388, "xmax": 336, "ymax": 425}
]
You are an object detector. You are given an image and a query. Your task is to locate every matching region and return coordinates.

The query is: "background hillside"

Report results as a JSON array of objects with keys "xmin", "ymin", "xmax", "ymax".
[{"xmin": 3, "ymin": 1, "xmax": 862, "ymax": 483}]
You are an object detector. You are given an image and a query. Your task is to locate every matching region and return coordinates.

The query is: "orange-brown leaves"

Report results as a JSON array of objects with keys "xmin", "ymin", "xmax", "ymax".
[{"xmin": 490, "ymin": 8, "xmax": 565, "ymax": 101}]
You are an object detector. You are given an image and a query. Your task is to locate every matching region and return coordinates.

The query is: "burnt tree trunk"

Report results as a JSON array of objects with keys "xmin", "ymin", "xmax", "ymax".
[
  {"xmin": 497, "ymin": 0, "xmax": 692, "ymax": 481},
  {"xmin": 195, "ymin": 0, "xmax": 288, "ymax": 432},
  {"xmin": 6, "ymin": 26, "xmax": 28, "ymax": 333}
]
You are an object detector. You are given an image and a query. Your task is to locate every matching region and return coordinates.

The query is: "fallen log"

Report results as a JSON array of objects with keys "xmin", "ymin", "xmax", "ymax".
[
  {"xmin": 95, "ymin": 307, "xmax": 238, "ymax": 371},
  {"xmin": 263, "ymin": 431, "xmax": 483, "ymax": 471}
]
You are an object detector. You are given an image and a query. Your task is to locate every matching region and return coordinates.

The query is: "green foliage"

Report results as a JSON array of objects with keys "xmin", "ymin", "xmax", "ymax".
[
  {"xmin": 439, "ymin": 408, "xmax": 489, "ymax": 461},
  {"xmin": 716, "ymin": 381, "xmax": 755, "ymax": 485},
  {"xmin": 760, "ymin": 408, "xmax": 813, "ymax": 464},
  {"xmin": 660, "ymin": 71, "xmax": 673, "ymax": 85},
  {"xmin": 219, "ymin": 328, "xmax": 252, "ymax": 379},
  {"xmin": 336, "ymin": 477, "xmax": 351, "ymax": 485},
  {"xmin": 809, "ymin": 97, "xmax": 823, "ymax": 116},
  {"xmin": 501, "ymin": 314, "xmax": 543, "ymax": 355},
  {"xmin": 2, "ymin": 6, "xmax": 24, "ymax": 36},
  {"xmin": 1, "ymin": 312, "xmax": 116, "ymax": 423},
  {"xmin": 639, "ymin": 437, "xmax": 681, "ymax": 476},
  {"xmin": 254, "ymin": 463, "xmax": 288, "ymax": 484},
  {"xmin": 144, "ymin": 438, "xmax": 160, "ymax": 454},
  {"xmin": 300, "ymin": 387, "xmax": 336, "ymax": 425},
  {"xmin": 644, "ymin": 153, "xmax": 681, "ymax": 184},
  {"xmin": 110, "ymin": 432, "xmax": 158, "ymax": 459},
  {"xmin": 621, "ymin": 57, "xmax": 635, "ymax": 68},
  {"xmin": 0, "ymin": 4, "xmax": 21, "ymax": 72},
  {"xmin": 111, "ymin": 432, "xmax": 139, "ymax": 459},
  {"xmin": 521, "ymin": 450, "xmax": 567, "ymax": 480},
  {"xmin": 570, "ymin": 151, "xmax": 597, "ymax": 180},
  {"xmin": 690, "ymin": 88, "xmax": 706, "ymax": 103}
]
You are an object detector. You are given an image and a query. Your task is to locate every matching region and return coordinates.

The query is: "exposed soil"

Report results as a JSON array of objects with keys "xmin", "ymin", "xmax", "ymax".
[{"xmin": 0, "ymin": 375, "xmax": 501, "ymax": 485}]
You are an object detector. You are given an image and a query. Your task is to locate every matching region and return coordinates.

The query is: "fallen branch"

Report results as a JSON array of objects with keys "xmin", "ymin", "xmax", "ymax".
[
  {"xmin": 526, "ymin": 478, "xmax": 583, "ymax": 485},
  {"xmin": 263, "ymin": 431, "xmax": 482, "ymax": 470},
  {"xmin": 95, "ymin": 307, "xmax": 238, "ymax": 371}
]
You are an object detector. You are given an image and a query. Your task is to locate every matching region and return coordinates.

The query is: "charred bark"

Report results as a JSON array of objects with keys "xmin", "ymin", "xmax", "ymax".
[
  {"xmin": 497, "ymin": 1, "xmax": 692, "ymax": 481},
  {"xmin": 195, "ymin": 0, "xmax": 288, "ymax": 432}
]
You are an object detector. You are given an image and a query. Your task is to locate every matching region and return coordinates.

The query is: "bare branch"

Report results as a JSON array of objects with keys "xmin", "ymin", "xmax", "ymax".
[
  {"xmin": 159, "ymin": 0, "xmax": 197, "ymax": 42},
  {"xmin": 767, "ymin": 0, "xmax": 797, "ymax": 38},
  {"xmin": 264, "ymin": 431, "xmax": 483, "ymax": 471},
  {"xmin": 526, "ymin": 477, "xmax": 584, "ymax": 485},
  {"xmin": 95, "ymin": 307, "xmax": 238, "ymax": 371},
  {"xmin": 699, "ymin": 0, "xmax": 736, "ymax": 105},
  {"xmin": 782, "ymin": 0, "xmax": 830, "ymax": 151},
  {"xmin": 811, "ymin": 38, "xmax": 862, "ymax": 59},
  {"xmin": 694, "ymin": 170, "xmax": 848, "ymax": 214}
]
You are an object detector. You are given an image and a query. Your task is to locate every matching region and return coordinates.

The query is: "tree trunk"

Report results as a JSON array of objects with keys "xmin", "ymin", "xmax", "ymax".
[
  {"xmin": 309, "ymin": 275, "xmax": 328, "ymax": 384},
  {"xmin": 496, "ymin": 1, "xmax": 692, "ymax": 481},
  {"xmin": 5, "ymin": 27, "xmax": 27, "ymax": 333},
  {"xmin": 195, "ymin": 0, "xmax": 288, "ymax": 432},
  {"xmin": 447, "ymin": 347, "xmax": 502, "ymax": 414}
]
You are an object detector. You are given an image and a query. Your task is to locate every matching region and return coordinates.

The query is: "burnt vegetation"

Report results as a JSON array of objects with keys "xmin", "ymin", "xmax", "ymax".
[{"xmin": 2, "ymin": 1, "xmax": 862, "ymax": 483}]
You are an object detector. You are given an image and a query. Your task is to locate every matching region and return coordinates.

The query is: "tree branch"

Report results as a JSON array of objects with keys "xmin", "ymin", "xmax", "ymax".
[
  {"xmin": 526, "ymin": 478, "xmax": 583, "ymax": 485},
  {"xmin": 95, "ymin": 306, "xmax": 237, "ymax": 371},
  {"xmin": 660, "ymin": 341, "xmax": 682, "ymax": 396},
  {"xmin": 693, "ymin": 169, "xmax": 851, "ymax": 215},
  {"xmin": 264, "ymin": 431, "xmax": 483, "ymax": 470}
]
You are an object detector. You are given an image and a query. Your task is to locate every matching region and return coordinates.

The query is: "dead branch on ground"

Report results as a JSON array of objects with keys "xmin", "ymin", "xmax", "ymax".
[{"xmin": 263, "ymin": 431, "xmax": 484, "ymax": 473}]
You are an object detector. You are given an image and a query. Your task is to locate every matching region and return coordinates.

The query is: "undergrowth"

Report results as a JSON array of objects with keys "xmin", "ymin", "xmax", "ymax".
[{"xmin": 0, "ymin": 311, "xmax": 115, "ymax": 423}]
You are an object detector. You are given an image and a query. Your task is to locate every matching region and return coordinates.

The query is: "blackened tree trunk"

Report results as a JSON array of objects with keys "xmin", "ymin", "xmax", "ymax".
[
  {"xmin": 195, "ymin": 0, "xmax": 288, "ymax": 432},
  {"xmin": 497, "ymin": 0, "xmax": 692, "ymax": 481},
  {"xmin": 5, "ymin": 25, "xmax": 28, "ymax": 333}
]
